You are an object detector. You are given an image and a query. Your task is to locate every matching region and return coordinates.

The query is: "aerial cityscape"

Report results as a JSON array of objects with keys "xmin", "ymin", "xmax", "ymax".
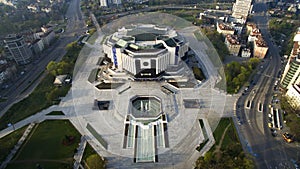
[{"xmin": 0, "ymin": 0, "xmax": 299, "ymax": 168}]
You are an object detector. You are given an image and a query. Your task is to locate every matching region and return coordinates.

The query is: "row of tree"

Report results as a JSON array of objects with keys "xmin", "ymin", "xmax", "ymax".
[
  {"xmin": 268, "ymin": 19, "xmax": 298, "ymax": 55},
  {"xmin": 225, "ymin": 58, "xmax": 260, "ymax": 94},
  {"xmin": 45, "ymin": 42, "xmax": 82, "ymax": 103},
  {"xmin": 201, "ymin": 28, "xmax": 229, "ymax": 61}
]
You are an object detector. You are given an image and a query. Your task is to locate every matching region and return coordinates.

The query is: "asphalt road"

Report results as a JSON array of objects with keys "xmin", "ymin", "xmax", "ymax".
[
  {"xmin": 0, "ymin": 0, "xmax": 86, "ymax": 118},
  {"xmin": 236, "ymin": 2, "xmax": 300, "ymax": 169}
]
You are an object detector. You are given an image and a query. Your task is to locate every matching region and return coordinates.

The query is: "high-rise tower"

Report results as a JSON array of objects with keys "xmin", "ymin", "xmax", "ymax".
[{"xmin": 4, "ymin": 34, "xmax": 33, "ymax": 65}]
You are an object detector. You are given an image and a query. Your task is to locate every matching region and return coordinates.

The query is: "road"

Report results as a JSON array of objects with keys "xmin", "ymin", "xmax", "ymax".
[
  {"xmin": 235, "ymin": 2, "xmax": 300, "ymax": 169},
  {"xmin": 0, "ymin": 0, "xmax": 87, "ymax": 118}
]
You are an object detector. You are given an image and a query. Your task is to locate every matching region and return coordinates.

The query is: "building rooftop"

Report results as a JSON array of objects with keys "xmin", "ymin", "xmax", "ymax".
[
  {"xmin": 242, "ymin": 48, "xmax": 251, "ymax": 52},
  {"xmin": 226, "ymin": 34, "xmax": 240, "ymax": 45},
  {"xmin": 294, "ymin": 33, "xmax": 300, "ymax": 42},
  {"xmin": 250, "ymin": 28, "xmax": 261, "ymax": 36},
  {"xmin": 255, "ymin": 36, "xmax": 268, "ymax": 47},
  {"xmin": 218, "ymin": 23, "xmax": 234, "ymax": 31},
  {"xmin": 4, "ymin": 34, "xmax": 23, "ymax": 41},
  {"xmin": 246, "ymin": 22, "xmax": 257, "ymax": 28}
]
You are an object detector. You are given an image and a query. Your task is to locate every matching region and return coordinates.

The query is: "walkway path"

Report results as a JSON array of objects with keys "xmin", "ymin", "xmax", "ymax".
[
  {"xmin": 213, "ymin": 123, "xmax": 231, "ymax": 160},
  {"xmin": 0, "ymin": 123, "xmax": 35, "ymax": 169},
  {"xmin": 74, "ymin": 135, "xmax": 87, "ymax": 169}
]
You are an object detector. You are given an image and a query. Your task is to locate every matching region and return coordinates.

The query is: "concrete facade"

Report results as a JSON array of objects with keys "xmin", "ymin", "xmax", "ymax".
[
  {"xmin": 103, "ymin": 24, "xmax": 189, "ymax": 78},
  {"xmin": 253, "ymin": 37, "xmax": 268, "ymax": 59},
  {"xmin": 224, "ymin": 34, "xmax": 241, "ymax": 56},
  {"xmin": 232, "ymin": 0, "xmax": 252, "ymax": 19},
  {"xmin": 3, "ymin": 34, "xmax": 33, "ymax": 65},
  {"xmin": 281, "ymin": 28, "xmax": 300, "ymax": 89},
  {"xmin": 286, "ymin": 84, "xmax": 300, "ymax": 108},
  {"xmin": 216, "ymin": 22, "xmax": 235, "ymax": 35}
]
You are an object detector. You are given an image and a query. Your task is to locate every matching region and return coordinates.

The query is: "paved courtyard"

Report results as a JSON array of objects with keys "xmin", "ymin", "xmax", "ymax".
[{"xmin": 0, "ymin": 13, "xmax": 240, "ymax": 169}]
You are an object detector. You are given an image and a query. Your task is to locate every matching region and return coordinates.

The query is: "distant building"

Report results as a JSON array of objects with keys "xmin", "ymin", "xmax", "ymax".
[
  {"xmin": 216, "ymin": 22, "xmax": 235, "ymax": 36},
  {"xmin": 224, "ymin": 34, "xmax": 241, "ymax": 56},
  {"xmin": 253, "ymin": 36, "xmax": 268, "ymax": 59},
  {"xmin": 0, "ymin": 56, "xmax": 17, "ymax": 85},
  {"xmin": 41, "ymin": 25, "xmax": 53, "ymax": 33},
  {"xmin": 40, "ymin": 30, "xmax": 55, "ymax": 47},
  {"xmin": 3, "ymin": 34, "xmax": 33, "ymax": 65},
  {"xmin": 32, "ymin": 39, "xmax": 44, "ymax": 55},
  {"xmin": 232, "ymin": 0, "xmax": 252, "ymax": 20},
  {"xmin": 100, "ymin": 0, "xmax": 107, "ymax": 7},
  {"xmin": 241, "ymin": 48, "xmax": 251, "ymax": 57},
  {"xmin": 246, "ymin": 22, "xmax": 256, "ymax": 34},
  {"xmin": 248, "ymin": 27, "xmax": 261, "ymax": 42},
  {"xmin": 280, "ymin": 28, "xmax": 300, "ymax": 90},
  {"xmin": 232, "ymin": 23, "xmax": 244, "ymax": 35},
  {"xmin": 27, "ymin": 4, "xmax": 38, "ymax": 12},
  {"xmin": 112, "ymin": 0, "xmax": 121, "ymax": 5},
  {"xmin": 18, "ymin": 30, "xmax": 36, "ymax": 43},
  {"xmin": 41, "ymin": 7, "xmax": 51, "ymax": 13},
  {"xmin": 286, "ymin": 84, "xmax": 300, "ymax": 108}
]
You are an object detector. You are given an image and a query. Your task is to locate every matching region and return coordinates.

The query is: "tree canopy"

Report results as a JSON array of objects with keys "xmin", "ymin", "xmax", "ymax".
[{"xmin": 225, "ymin": 58, "xmax": 260, "ymax": 93}]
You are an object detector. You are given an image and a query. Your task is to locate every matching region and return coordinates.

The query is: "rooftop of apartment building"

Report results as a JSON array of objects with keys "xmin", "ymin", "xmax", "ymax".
[
  {"xmin": 250, "ymin": 28, "xmax": 261, "ymax": 36},
  {"xmin": 4, "ymin": 34, "xmax": 23, "ymax": 41},
  {"xmin": 247, "ymin": 22, "xmax": 257, "ymax": 28},
  {"xmin": 226, "ymin": 34, "xmax": 240, "ymax": 45},
  {"xmin": 242, "ymin": 48, "xmax": 251, "ymax": 52},
  {"xmin": 218, "ymin": 23, "xmax": 234, "ymax": 31},
  {"xmin": 41, "ymin": 30, "xmax": 54, "ymax": 37},
  {"xmin": 255, "ymin": 36, "xmax": 267, "ymax": 47}
]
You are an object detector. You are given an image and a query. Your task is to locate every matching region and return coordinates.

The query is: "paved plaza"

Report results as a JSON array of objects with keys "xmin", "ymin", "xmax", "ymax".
[{"xmin": 0, "ymin": 13, "xmax": 240, "ymax": 169}]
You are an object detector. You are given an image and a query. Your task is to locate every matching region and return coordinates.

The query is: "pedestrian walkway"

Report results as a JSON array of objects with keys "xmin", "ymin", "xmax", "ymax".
[
  {"xmin": 74, "ymin": 135, "xmax": 87, "ymax": 169},
  {"xmin": 0, "ymin": 105, "xmax": 62, "ymax": 139},
  {"xmin": 0, "ymin": 123, "xmax": 35, "ymax": 169}
]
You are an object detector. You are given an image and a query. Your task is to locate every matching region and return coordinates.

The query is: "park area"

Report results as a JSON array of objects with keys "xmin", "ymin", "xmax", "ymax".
[
  {"xmin": 195, "ymin": 118, "xmax": 254, "ymax": 169},
  {"xmin": 5, "ymin": 120, "xmax": 81, "ymax": 169}
]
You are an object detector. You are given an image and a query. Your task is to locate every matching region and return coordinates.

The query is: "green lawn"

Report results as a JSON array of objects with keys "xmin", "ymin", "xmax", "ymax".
[
  {"xmin": 220, "ymin": 119, "xmax": 240, "ymax": 151},
  {"xmin": 212, "ymin": 118, "xmax": 231, "ymax": 146},
  {"xmin": 195, "ymin": 118, "xmax": 254, "ymax": 169},
  {"xmin": 6, "ymin": 120, "xmax": 81, "ymax": 169},
  {"xmin": 82, "ymin": 143, "xmax": 106, "ymax": 169},
  {"xmin": 0, "ymin": 126, "xmax": 27, "ymax": 164},
  {"xmin": 0, "ymin": 74, "xmax": 55, "ymax": 130}
]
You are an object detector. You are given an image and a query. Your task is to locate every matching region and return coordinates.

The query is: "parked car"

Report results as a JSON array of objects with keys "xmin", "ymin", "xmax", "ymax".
[{"xmin": 282, "ymin": 132, "xmax": 294, "ymax": 143}]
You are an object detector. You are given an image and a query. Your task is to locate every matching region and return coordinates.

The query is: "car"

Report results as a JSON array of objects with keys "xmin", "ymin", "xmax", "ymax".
[
  {"xmin": 282, "ymin": 132, "xmax": 294, "ymax": 143},
  {"xmin": 268, "ymin": 122, "xmax": 273, "ymax": 128},
  {"xmin": 271, "ymin": 129, "xmax": 277, "ymax": 137}
]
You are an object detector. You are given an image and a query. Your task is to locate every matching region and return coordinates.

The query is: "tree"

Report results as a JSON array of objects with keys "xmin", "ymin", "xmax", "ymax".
[
  {"xmin": 65, "ymin": 41, "xmax": 78, "ymax": 51},
  {"xmin": 47, "ymin": 61, "xmax": 58, "ymax": 76}
]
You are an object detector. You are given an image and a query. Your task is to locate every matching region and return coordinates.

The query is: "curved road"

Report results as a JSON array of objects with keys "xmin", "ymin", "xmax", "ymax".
[{"xmin": 236, "ymin": 2, "xmax": 300, "ymax": 169}]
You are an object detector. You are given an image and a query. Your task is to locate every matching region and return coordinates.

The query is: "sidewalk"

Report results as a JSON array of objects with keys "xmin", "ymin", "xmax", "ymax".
[
  {"xmin": 0, "ymin": 123, "xmax": 35, "ymax": 169},
  {"xmin": 73, "ymin": 135, "xmax": 87, "ymax": 169},
  {"xmin": 0, "ymin": 105, "xmax": 60, "ymax": 139}
]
